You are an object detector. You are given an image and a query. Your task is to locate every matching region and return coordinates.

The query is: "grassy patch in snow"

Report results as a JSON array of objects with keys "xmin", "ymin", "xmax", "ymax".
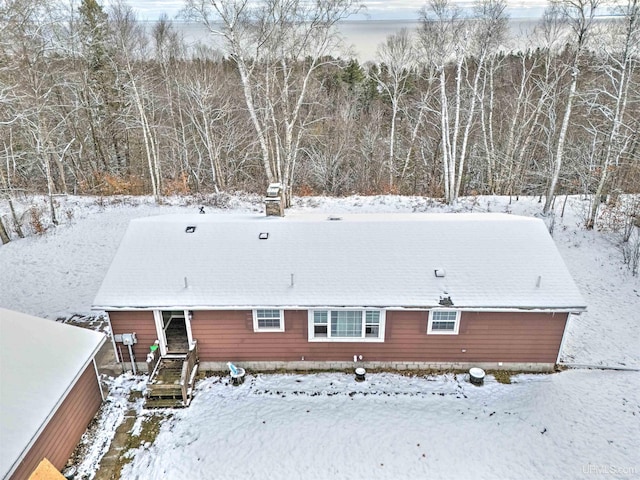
[
  {"xmin": 127, "ymin": 389, "xmax": 144, "ymax": 402},
  {"xmin": 131, "ymin": 414, "xmax": 168, "ymax": 448},
  {"xmin": 113, "ymin": 412, "xmax": 172, "ymax": 477},
  {"xmin": 488, "ymin": 370, "xmax": 513, "ymax": 384}
]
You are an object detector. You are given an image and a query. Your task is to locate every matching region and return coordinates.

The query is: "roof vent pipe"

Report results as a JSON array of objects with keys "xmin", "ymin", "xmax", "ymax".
[
  {"xmin": 184, "ymin": 276, "xmax": 189, "ymax": 289},
  {"xmin": 536, "ymin": 275, "xmax": 542, "ymax": 288},
  {"xmin": 290, "ymin": 273, "xmax": 294, "ymax": 287}
]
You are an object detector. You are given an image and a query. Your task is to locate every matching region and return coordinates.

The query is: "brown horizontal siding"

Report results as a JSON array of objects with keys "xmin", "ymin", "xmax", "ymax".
[
  {"xmin": 192, "ymin": 310, "xmax": 308, "ymax": 361},
  {"xmin": 108, "ymin": 311, "xmax": 157, "ymax": 363},
  {"xmin": 9, "ymin": 364, "xmax": 102, "ymax": 480},
  {"xmin": 191, "ymin": 310, "xmax": 567, "ymax": 364}
]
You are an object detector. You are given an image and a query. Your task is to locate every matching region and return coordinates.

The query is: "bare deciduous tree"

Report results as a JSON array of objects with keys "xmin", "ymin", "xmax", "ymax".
[
  {"xmin": 585, "ymin": 0, "xmax": 639, "ymax": 228},
  {"xmin": 543, "ymin": 0, "xmax": 600, "ymax": 214},
  {"xmin": 109, "ymin": 1, "xmax": 162, "ymax": 201},
  {"xmin": 419, "ymin": 0, "xmax": 466, "ymax": 204},
  {"xmin": 419, "ymin": 0, "xmax": 507, "ymax": 204},
  {"xmin": 184, "ymin": 0, "xmax": 363, "ymax": 202},
  {"xmin": 372, "ymin": 28, "xmax": 416, "ymax": 190}
]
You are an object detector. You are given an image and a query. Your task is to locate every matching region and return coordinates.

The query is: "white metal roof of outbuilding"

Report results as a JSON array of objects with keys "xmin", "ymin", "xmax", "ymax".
[
  {"xmin": 0, "ymin": 309, "xmax": 106, "ymax": 479},
  {"xmin": 92, "ymin": 212, "xmax": 586, "ymax": 312}
]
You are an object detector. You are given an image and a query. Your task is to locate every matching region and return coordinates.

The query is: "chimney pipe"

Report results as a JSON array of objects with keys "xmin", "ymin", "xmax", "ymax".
[{"xmin": 265, "ymin": 183, "xmax": 285, "ymax": 217}]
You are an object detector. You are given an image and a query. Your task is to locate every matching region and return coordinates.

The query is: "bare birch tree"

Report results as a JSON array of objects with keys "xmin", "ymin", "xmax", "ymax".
[
  {"xmin": 372, "ymin": 28, "xmax": 416, "ymax": 190},
  {"xmin": 0, "ymin": 161, "xmax": 11, "ymax": 243},
  {"xmin": 455, "ymin": 0, "xmax": 507, "ymax": 200},
  {"xmin": 500, "ymin": 13, "xmax": 566, "ymax": 196},
  {"xmin": 153, "ymin": 14, "xmax": 190, "ymax": 188},
  {"xmin": 542, "ymin": 0, "xmax": 600, "ymax": 214},
  {"xmin": 184, "ymin": 0, "xmax": 363, "ymax": 202},
  {"xmin": 0, "ymin": 134, "xmax": 25, "ymax": 238},
  {"xmin": 3, "ymin": 0, "xmax": 78, "ymax": 225},
  {"xmin": 419, "ymin": 0, "xmax": 507, "ymax": 203},
  {"xmin": 0, "ymin": 215, "xmax": 9, "ymax": 243},
  {"xmin": 180, "ymin": 76, "xmax": 230, "ymax": 192},
  {"xmin": 419, "ymin": 0, "xmax": 465, "ymax": 203},
  {"xmin": 109, "ymin": 1, "xmax": 162, "ymax": 201},
  {"xmin": 585, "ymin": 0, "xmax": 639, "ymax": 228}
]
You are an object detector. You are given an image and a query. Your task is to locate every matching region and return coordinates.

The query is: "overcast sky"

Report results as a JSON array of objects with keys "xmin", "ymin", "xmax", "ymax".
[{"xmin": 101, "ymin": 0, "xmax": 550, "ymax": 22}]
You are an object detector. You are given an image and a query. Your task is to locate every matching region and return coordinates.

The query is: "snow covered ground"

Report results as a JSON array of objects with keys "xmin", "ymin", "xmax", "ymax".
[
  {"xmin": 1, "ymin": 193, "xmax": 639, "ymax": 479},
  {"xmin": 122, "ymin": 370, "xmax": 639, "ymax": 480}
]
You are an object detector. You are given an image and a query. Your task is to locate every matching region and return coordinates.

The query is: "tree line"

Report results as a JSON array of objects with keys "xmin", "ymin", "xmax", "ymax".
[{"xmin": 1, "ymin": 0, "xmax": 639, "ymax": 232}]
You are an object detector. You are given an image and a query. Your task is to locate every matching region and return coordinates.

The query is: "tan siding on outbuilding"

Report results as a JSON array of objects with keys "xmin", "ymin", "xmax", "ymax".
[
  {"xmin": 9, "ymin": 364, "xmax": 102, "ymax": 480},
  {"xmin": 187, "ymin": 310, "xmax": 567, "ymax": 365},
  {"xmin": 109, "ymin": 311, "xmax": 157, "ymax": 363}
]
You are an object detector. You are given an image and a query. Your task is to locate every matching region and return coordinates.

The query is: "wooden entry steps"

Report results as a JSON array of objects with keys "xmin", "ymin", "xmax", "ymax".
[
  {"xmin": 147, "ymin": 360, "xmax": 184, "ymax": 408},
  {"xmin": 146, "ymin": 341, "xmax": 199, "ymax": 409}
]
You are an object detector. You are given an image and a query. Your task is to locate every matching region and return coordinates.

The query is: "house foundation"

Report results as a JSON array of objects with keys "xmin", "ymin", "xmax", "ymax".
[{"xmin": 199, "ymin": 361, "xmax": 556, "ymax": 373}]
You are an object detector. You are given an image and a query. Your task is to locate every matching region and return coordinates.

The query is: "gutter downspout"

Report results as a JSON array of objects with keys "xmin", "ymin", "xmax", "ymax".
[
  {"xmin": 93, "ymin": 358, "xmax": 106, "ymax": 402},
  {"xmin": 556, "ymin": 312, "xmax": 572, "ymax": 365},
  {"xmin": 106, "ymin": 312, "xmax": 120, "ymax": 363}
]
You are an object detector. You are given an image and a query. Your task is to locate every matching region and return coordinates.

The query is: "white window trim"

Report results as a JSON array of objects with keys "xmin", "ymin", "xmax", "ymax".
[
  {"xmin": 427, "ymin": 309, "xmax": 461, "ymax": 335},
  {"xmin": 307, "ymin": 309, "xmax": 386, "ymax": 342},
  {"xmin": 253, "ymin": 309, "xmax": 285, "ymax": 332},
  {"xmin": 153, "ymin": 310, "xmax": 168, "ymax": 357},
  {"xmin": 153, "ymin": 309, "xmax": 195, "ymax": 355}
]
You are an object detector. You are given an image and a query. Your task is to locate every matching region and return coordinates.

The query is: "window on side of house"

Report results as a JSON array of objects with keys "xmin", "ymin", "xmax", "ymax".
[
  {"xmin": 253, "ymin": 309, "xmax": 285, "ymax": 332},
  {"xmin": 308, "ymin": 309, "xmax": 385, "ymax": 342},
  {"xmin": 427, "ymin": 310, "xmax": 460, "ymax": 335},
  {"xmin": 365, "ymin": 310, "xmax": 380, "ymax": 337},
  {"xmin": 331, "ymin": 310, "xmax": 362, "ymax": 337},
  {"xmin": 313, "ymin": 310, "xmax": 328, "ymax": 337}
]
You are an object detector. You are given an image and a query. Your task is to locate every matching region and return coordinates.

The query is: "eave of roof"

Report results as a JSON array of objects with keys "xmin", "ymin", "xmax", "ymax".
[{"xmin": 93, "ymin": 304, "xmax": 587, "ymax": 313}]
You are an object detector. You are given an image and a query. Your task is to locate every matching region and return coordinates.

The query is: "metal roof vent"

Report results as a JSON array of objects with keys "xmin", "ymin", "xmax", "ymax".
[
  {"xmin": 185, "ymin": 226, "xmax": 196, "ymax": 233},
  {"xmin": 259, "ymin": 232, "xmax": 269, "ymax": 240},
  {"xmin": 434, "ymin": 268, "xmax": 446, "ymax": 278},
  {"xmin": 328, "ymin": 216, "xmax": 342, "ymax": 221}
]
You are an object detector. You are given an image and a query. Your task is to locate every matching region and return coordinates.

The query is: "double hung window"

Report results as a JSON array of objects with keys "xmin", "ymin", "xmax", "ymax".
[
  {"xmin": 253, "ymin": 309, "xmax": 285, "ymax": 332},
  {"xmin": 309, "ymin": 309, "xmax": 385, "ymax": 341},
  {"xmin": 427, "ymin": 310, "xmax": 460, "ymax": 334}
]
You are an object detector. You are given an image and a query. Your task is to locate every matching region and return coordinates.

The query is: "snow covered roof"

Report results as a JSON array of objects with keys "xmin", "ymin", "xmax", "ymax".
[
  {"xmin": 0, "ymin": 309, "xmax": 106, "ymax": 480},
  {"xmin": 92, "ymin": 213, "xmax": 586, "ymax": 311}
]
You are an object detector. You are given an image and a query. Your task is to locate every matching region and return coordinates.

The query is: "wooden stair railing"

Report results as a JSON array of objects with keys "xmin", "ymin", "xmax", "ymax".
[
  {"xmin": 146, "ymin": 346, "xmax": 162, "ymax": 382},
  {"xmin": 180, "ymin": 340, "xmax": 199, "ymax": 406},
  {"xmin": 145, "ymin": 340, "xmax": 199, "ymax": 408}
]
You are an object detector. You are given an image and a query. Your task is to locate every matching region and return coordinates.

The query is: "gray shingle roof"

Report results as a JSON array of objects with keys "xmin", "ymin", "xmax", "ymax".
[{"xmin": 93, "ymin": 213, "xmax": 586, "ymax": 311}]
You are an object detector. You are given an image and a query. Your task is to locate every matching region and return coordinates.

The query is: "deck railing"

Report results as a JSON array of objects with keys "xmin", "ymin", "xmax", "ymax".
[{"xmin": 180, "ymin": 340, "xmax": 199, "ymax": 406}]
